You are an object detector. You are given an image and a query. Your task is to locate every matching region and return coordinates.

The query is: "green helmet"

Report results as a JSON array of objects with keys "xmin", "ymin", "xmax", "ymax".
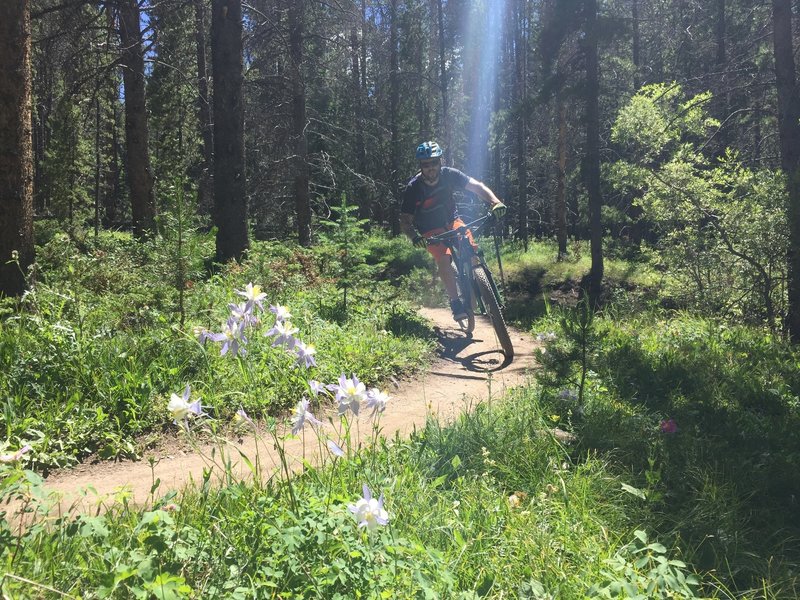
[{"xmin": 415, "ymin": 141, "xmax": 443, "ymax": 160}]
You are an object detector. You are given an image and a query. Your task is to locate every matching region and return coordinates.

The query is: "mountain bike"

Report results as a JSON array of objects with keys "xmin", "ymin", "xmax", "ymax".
[{"xmin": 426, "ymin": 213, "xmax": 514, "ymax": 359}]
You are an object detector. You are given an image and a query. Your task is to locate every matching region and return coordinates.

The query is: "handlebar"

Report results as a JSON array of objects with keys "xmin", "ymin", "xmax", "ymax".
[{"xmin": 425, "ymin": 212, "xmax": 496, "ymax": 246}]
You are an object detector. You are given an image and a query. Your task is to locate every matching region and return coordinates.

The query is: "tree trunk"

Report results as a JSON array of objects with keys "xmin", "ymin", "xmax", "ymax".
[
  {"xmin": 514, "ymin": 0, "xmax": 528, "ymax": 249},
  {"xmin": 288, "ymin": 0, "xmax": 311, "ymax": 247},
  {"xmin": 388, "ymin": 0, "xmax": 400, "ymax": 235},
  {"xmin": 631, "ymin": 0, "xmax": 640, "ymax": 89},
  {"xmin": 351, "ymin": 25, "xmax": 369, "ymax": 219},
  {"xmin": 118, "ymin": 0, "xmax": 156, "ymax": 238},
  {"xmin": 211, "ymin": 0, "xmax": 248, "ymax": 261},
  {"xmin": 772, "ymin": 0, "xmax": 800, "ymax": 340},
  {"xmin": 556, "ymin": 93, "xmax": 568, "ymax": 259},
  {"xmin": 0, "ymin": 0, "xmax": 35, "ymax": 297},
  {"xmin": 584, "ymin": 0, "xmax": 603, "ymax": 305},
  {"xmin": 194, "ymin": 0, "xmax": 214, "ymax": 216},
  {"xmin": 436, "ymin": 0, "xmax": 450, "ymax": 163}
]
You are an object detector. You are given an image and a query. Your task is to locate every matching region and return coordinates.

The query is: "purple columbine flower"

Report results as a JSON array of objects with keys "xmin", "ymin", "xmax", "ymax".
[
  {"xmin": 269, "ymin": 304, "xmax": 292, "ymax": 322},
  {"xmin": 291, "ymin": 398, "xmax": 322, "ymax": 435},
  {"xmin": 308, "ymin": 380, "xmax": 326, "ymax": 396},
  {"xmin": 210, "ymin": 317, "xmax": 248, "ymax": 357},
  {"xmin": 235, "ymin": 407, "xmax": 255, "ymax": 428},
  {"xmin": 236, "ymin": 282, "xmax": 267, "ymax": 313},
  {"xmin": 228, "ymin": 302, "xmax": 258, "ymax": 327},
  {"xmin": 295, "ymin": 341, "xmax": 317, "ymax": 369},
  {"xmin": 265, "ymin": 320, "xmax": 298, "ymax": 349},
  {"xmin": 193, "ymin": 326, "xmax": 211, "ymax": 344},
  {"xmin": 328, "ymin": 374, "xmax": 366, "ymax": 416},
  {"xmin": 326, "ymin": 440, "xmax": 345, "ymax": 458},
  {"xmin": 348, "ymin": 484, "xmax": 389, "ymax": 531},
  {"xmin": 0, "ymin": 444, "xmax": 32, "ymax": 464}
]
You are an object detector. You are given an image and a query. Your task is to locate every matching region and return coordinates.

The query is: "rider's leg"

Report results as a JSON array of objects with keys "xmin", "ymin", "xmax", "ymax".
[{"xmin": 435, "ymin": 253, "xmax": 459, "ymax": 300}]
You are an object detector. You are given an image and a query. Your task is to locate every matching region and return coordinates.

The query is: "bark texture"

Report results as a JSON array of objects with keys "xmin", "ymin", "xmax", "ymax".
[
  {"xmin": 211, "ymin": 0, "xmax": 249, "ymax": 261},
  {"xmin": 118, "ymin": 0, "xmax": 156, "ymax": 237},
  {"xmin": 0, "ymin": 0, "xmax": 35, "ymax": 296},
  {"xmin": 772, "ymin": 0, "xmax": 800, "ymax": 340}
]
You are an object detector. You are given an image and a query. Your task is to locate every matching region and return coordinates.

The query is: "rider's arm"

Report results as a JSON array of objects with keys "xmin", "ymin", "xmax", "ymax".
[
  {"xmin": 399, "ymin": 212, "xmax": 416, "ymax": 240},
  {"xmin": 465, "ymin": 178, "xmax": 503, "ymax": 209}
]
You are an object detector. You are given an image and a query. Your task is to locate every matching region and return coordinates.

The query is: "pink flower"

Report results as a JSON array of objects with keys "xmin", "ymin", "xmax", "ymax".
[{"xmin": 659, "ymin": 418, "xmax": 678, "ymax": 434}]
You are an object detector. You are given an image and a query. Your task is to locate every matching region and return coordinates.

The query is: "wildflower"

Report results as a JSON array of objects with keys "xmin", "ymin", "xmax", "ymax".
[
  {"xmin": 536, "ymin": 332, "xmax": 557, "ymax": 342},
  {"xmin": 167, "ymin": 384, "xmax": 203, "ymax": 424},
  {"xmin": 265, "ymin": 320, "xmax": 298, "ymax": 348},
  {"xmin": 236, "ymin": 282, "xmax": 266, "ymax": 312},
  {"xmin": 0, "ymin": 444, "xmax": 31, "ymax": 464},
  {"xmin": 659, "ymin": 418, "xmax": 678, "ymax": 434},
  {"xmin": 558, "ymin": 389, "xmax": 578, "ymax": 402},
  {"xmin": 210, "ymin": 317, "xmax": 248, "ymax": 356},
  {"xmin": 348, "ymin": 484, "xmax": 389, "ymax": 531},
  {"xmin": 228, "ymin": 302, "xmax": 257, "ymax": 327},
  {"xmin": 365, "ymin": 388, "xmax": 390, "ymax": 416},
  {"xmin": 291, "ymin": 398, "xmax": 322, "ymax": 435},
  {"xmin": 329, "ymin": 374, "xmax": 367, "ymax": 416},
  {"xmin": 326, "ymin": 440, "xmax": 345, "ymax": 458},
  {"xmin": 308, "ymin": 380, "xmax": 326, "ymax": 396},
  {"xmin": 294, "ymin": 341, "xmax": 317, "ymax": 368},
  {"xmin": 269, "ymin": 304, "xmax": 292, "ymax": 322},
  {"xmin": 234, "ymin": 407, "xmax": 255, "ymax": 429},
  {"xmin": 193, "ymin": 326, "xmax": 211, "ymax": 344}
]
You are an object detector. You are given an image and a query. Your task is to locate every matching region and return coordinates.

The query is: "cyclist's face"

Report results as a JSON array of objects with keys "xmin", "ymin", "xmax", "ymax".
[{"xmin": 420, "ymin": 158, "xmax": 441, "ymax": 184}]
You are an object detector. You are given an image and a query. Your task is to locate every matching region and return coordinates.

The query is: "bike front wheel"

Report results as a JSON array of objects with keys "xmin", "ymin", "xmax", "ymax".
[{"xmin": 474, "ymin": 265, "xmax": 514, "ymax": 359}]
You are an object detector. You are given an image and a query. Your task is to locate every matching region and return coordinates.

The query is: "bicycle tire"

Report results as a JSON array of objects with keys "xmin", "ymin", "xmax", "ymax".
[
  {"xmin": 451, "ymin": 261, "xmax": 475, "ymax": 333},
  {"xmin": 474, "ymin": 265, "xmax": 514, "ymax": 358}
]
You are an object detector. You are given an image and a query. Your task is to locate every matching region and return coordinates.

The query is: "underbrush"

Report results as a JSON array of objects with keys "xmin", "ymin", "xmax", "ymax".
[
  {"xmin": 533, "ymin": 307, "xmax": 800, "ymax": 598},
  {"xmin": 0, "ymin": 230, "xmax": 435, "ymax": 470},
  {"xmin": 2, "ymin": 380, "xmax": 708, "ymax": 598}
]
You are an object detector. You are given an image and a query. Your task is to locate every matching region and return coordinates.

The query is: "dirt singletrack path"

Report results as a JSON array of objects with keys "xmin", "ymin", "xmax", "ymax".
[{"xmin": 37, "ymin": 307, "xmax": 539, "ymax": 514}]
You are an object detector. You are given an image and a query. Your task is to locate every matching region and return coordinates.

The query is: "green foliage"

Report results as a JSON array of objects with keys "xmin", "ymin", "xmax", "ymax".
[
  {"xmin": 608, "ymin": 83, "xmax": 788, "ymax": 326},
  {"xmin": 535, "ymin": 309, "xmax": 800, "ymax": 596},
  {"xmin": 0, "ymin": 230, "xmax": 432, "ymax": 469},
  {"xmin": 40, "ymin": 87, "xmax": 94, "ymax": 225},
  {"xmin": 589, "ymin": 530, "xmax": 701, "ymax": 598},
  {"xmin": 316, "ymin": 194, "xmax": 378, "ymax": 316}
]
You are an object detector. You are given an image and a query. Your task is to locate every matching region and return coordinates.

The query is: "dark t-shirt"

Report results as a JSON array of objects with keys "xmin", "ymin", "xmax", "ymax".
[{"xmin": 400, "ymin": 167, "xmax": 470, "ymax": 234}]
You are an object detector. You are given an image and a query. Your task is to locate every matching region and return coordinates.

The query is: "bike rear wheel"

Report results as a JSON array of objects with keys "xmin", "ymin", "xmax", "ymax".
[{"xmin": 473, "ymin": 265, "xmax": 514, "ymax": 358}]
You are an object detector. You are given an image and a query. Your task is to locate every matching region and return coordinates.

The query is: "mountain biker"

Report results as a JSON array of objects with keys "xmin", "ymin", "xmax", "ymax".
[{"xmin": 400, "ymin": 141, "xmax": 507, "ymax": 321}]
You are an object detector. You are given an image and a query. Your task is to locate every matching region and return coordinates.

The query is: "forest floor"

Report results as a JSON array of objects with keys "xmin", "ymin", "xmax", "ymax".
[{"xmin": 37, "ymin": 307, "xmax": 540, "ymax": 515}]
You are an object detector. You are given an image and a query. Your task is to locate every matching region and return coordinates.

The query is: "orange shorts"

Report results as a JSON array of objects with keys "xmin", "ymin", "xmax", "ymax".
[{"xmin": 423, "ymin": 218, "xmax": 479, "ymax": 260}]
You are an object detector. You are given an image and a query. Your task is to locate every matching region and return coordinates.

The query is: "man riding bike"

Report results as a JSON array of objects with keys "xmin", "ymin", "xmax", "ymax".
[{"xmin": 400, "ymin": 141, "xmax": 507, "ymax": 321}]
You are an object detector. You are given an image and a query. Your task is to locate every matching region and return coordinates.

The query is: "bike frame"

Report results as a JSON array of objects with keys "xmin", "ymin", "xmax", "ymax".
[{"xmin": 427, "ymin": 213, "xmax": 503, "ymax": 315}]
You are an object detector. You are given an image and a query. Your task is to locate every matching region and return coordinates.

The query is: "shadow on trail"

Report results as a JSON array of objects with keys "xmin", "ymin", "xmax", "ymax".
[{"xmin": 434, "ymin": 328, "xmax": 513, "ymax": 373}]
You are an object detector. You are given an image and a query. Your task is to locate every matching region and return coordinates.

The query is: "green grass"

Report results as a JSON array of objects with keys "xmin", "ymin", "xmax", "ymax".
[
  {"xmin": 0, "ymin": 230, "xmax": 435, "ymax": 469},
  {"xmin": 2, "ymin": 229, "xmax": 800, "ymax": 598}
]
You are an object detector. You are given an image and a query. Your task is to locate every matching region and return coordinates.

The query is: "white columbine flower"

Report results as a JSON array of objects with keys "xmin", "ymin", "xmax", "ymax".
[
  {"xmin": 237, "ymin": 282, "xmax": 267, "ymax": 311},
  {"xmin": 365, "ymin": 388, "xmax": 390, "ymax": 416},
  {"xmin": 167, "ymin": 384, "xmax": 203, "ymax": 424},
  {"xmin": 269, "ymin": 304, "xmax": 292, "ymax": 322},
  {"xmin": 329, "ymin": 374, "xmax": 367, "ymax": 416},
  {"xmin": 291, "ymin": 398, "xmax": 322, "ymax": 435},
  {"xmin": 265, "ymin": 320, "xmax": 299, "ymax": 348},
  {"xmin": 348, "ymin": 484, "xmax": 389, "ymax": 531}
]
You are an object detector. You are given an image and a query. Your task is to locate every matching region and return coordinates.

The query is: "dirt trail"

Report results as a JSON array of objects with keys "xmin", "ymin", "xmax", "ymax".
[{"xmin": 36, "ymin": 307, "xmax": 539, "ymax": 513}]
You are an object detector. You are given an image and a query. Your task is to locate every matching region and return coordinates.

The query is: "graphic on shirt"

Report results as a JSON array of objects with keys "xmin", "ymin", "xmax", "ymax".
[{"xmin": 400, "ymin": 167, "xmax": 469, "ymax": 234}]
